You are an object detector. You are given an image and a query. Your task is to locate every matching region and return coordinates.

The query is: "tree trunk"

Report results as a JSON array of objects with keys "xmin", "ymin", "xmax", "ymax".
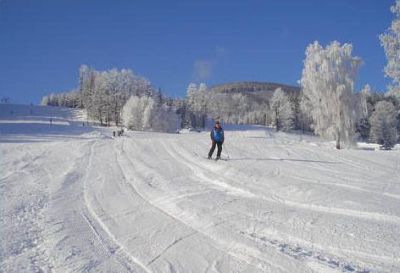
[{"xmin": 336, "ymin": 129, "xmax": 341, "ymax": 149}]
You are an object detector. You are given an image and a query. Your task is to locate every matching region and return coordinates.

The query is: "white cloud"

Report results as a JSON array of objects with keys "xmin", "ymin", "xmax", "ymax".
[
  {"xmin": 192, "ymin": 46, "xmax": 227, "ymax": 82},
  {"xmin": 193, "ymin": 60, "xmax": 213, "ymax": 81}
]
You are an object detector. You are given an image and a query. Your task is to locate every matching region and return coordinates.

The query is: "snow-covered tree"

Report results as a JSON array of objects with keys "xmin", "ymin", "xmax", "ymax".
[
  {"xmin": 186, "ymin": 83, "xmax": 198, "ymax": 108},
  {"xmin": 290, "ymin": 95, "xmax": 302, "ymax": 130},
  {"xmin": 175, "ymin": 99, "xmax": 191, "ymax": 128},
  {"xmin": 360, "ymin": 84, "xmax": 372, "ymax": 118},
  {"xmin": 369, "ymin": 101, "xmax": 398, "ymax": 149},
  {"xmin": 355, "ymin": 84, "xmax": 372, "ymax": 140},
  {"xmin": 380, "ymin": 0, "xmax": 400, "ymax": 98},
  {"xmin": 142, "ymin": 96, "xmax": 155, "ymax": 130},
  {"xmin": 154, "ymin": 88, "xmax": 164, "ymax": 106},
  {"xmin": 196, "ymin": 83, "xmax": 208, "ymax": 127},
  {"xmin": 186, "ymin": 82, "xmax": 208, "ymax": 128},
  {"xmin": 40, "ymin": 90, "xmax": 80, "ymax": 108},
  {"xmin": 151, "ymin": 105, "xmax": 179, "ymax": 132},
  {"xmin": 122, "ymin": 96, "xmax": 144, "ymax": 130},
  {"xmin": 40, "ymin": 96, "xmax": 49, "ymax": 106},
  {"xmin": 79, "ymin": 65, "xmax": 97, "ymax": 113},
  {"xmin": 77, "ymin": 66, "xmax": 154, "ymax": 125},
  {"xmin": 122, "ymin": 95, "xmax": 178, "ymax": 132},
  {"xmin": 270, "ymin": 88, "xmax": 293, "ymax": 131},
  {"xmin": 298, "ymin": 93, "xmax": 313, "ymax": 133},
  {"xmin": 300, "ymin": 41, "xmax": 362, "ymax": 149},
  {"xmin": 186, "ymin": 83, "xmax": 197, "ymax": 127}
]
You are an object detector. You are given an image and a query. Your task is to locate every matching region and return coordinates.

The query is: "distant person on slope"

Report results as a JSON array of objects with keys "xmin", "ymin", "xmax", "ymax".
[{"xmin": 208, "ymin": 121, "xmax": 224, "ymax": 160}]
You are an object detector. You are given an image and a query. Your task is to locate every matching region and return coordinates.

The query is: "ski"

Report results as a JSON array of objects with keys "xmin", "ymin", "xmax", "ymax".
[{"xmin": 206, "ymin": 157, "xmax": 228, "ymax": 161}]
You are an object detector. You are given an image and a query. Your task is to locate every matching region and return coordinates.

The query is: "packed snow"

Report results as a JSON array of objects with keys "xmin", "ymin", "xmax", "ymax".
[{"xmin": 1, "ymin": 104, "xmax": 399, "ymax": 273}]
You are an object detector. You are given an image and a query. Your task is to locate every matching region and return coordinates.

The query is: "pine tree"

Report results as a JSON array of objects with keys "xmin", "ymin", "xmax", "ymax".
[
  {"xmin": 186, "ymin": 82, "xmax": 208, "ymax": 128},
  {"xmin": 369, "ymin": 101, "xmax": 398, "ymax": 149},
  {"xmin": 270, "ymin": 88, "xmax": 294, "ymax": 131},
  {"xmin": 356, "ymin": 84, "xmax": 372, "ymax": 140}
]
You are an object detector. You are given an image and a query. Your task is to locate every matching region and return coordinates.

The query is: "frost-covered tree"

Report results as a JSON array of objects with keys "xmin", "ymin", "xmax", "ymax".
[
  {"xmin": 186, "ymin": 82, "xmax": 208, "ymax": 128},
  {"xmin": 142, "ymin": 98, "xmax": 154, "ymax": 130},
  {"xmin": 40, "ymin": 90, "xmax": 80, "ymax": 108},
  {"xmin": 151, "ymin": 105, "xmax": 179, "ymax": 132},
  {"xmin": 186, "ymin": 83, "xmax": 197, "ymax": 104},
  {"xmin": 380, "ymin": 0, "xmax": 400, "ymax": 98},
  {"xmin": 369, "ymin": 101, "xmax": 398, "ymax": 149},
  {"xmin": 175, "ymin": 99, "xmax": 191, "ymax": 128},
  {"xmin": 184, "ymin": 82, "xmax": 301, "ymax": 126},
  {"xmin": 355, "ymin": 84, "xmax": 372, "ymax": 140},
  {"xmin": 270, "ymin": 88, "xmax": 293, "ymax": 131},
  {"xmin": 300, "ymin": 41, "xmax": 362, "ymax": 149},
  {"xmin": 122, "ymin": 95, "xmax": 178, "ymax": 132},
  {"xmin": 42, "ymin": 65, "xmax": 182, "ymax": 128},
  {"xmin": 360, "ymin": 84, "xmax": 372, "ymax": 118},
  {"xmin": 186, "ymin": 83, "xmax": 198, "ymax": 127},
  {"xmin": 196, "ymin": 83, "xmax": 208, "ymax": 127},
  {"xmin": 40, "ymin": 96, "xmax": 50, "ymax": 106},
  {"xmin": 290, "ymin": 95, "xmax": 301, "ymax": 130},
  {"xmin": 77, "ymin": 66, "xmax": 153, "ymax": 125},
  {"xmin": 298, "ymin": 93, "xmax": 313, "ymax": 133},
  {"xmin": 154, "ymin": 88, "xmax": 164, "ymax": 106},
  {"xmin": 122, "ymin": 96, "xmax": 144, "ymax": 130},
  {"xmin": 79, "ymin": 65, "xmax": 97, "ymax": 113}
]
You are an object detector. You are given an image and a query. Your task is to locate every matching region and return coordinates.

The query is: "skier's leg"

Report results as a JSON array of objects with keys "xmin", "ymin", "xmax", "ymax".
[
  {"xmin": 216, "ymin": 142, "xmax": 222, "ymax": 158},
  {"xmin": 208, "ymin": 141, "xmax": 216, "ymax": 158}
]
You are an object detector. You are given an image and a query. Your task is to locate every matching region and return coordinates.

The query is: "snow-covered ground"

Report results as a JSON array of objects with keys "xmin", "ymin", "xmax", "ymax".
[{"xmin": 1, "ymin": 104, "xmax": 399, "ymax": 273}]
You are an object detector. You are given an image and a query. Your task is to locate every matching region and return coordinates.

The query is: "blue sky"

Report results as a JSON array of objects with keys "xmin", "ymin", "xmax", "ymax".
[{"xmin": 0, "ymin": 0, "xmax": 395, "ymax": 104}]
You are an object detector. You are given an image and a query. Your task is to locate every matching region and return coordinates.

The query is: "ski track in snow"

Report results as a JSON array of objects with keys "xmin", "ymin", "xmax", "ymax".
[
  {"xmin": 1, "ymin": 104, "xmax": 400, "ymax": 273},
  {"xmin": 116, "ymin": 139, "xmax": 294, "ymax": 272},
  {"xmin": 170, "ymin": 137, "xmax": 400, "ymax": 225},
  {"xmin": 158, "ymin": 137, "xmax": 399, "ymax": 272}
]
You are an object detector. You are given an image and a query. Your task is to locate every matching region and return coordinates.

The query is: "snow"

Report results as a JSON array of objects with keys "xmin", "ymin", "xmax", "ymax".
[{"xmin": 1, "ymin": 104, "xmax": 399, "ymax": 273}]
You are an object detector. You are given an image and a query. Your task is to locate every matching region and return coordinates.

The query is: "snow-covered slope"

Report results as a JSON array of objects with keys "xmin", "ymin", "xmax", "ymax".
[{"xmin": 1, "ymin": 104, "xmax": 399, "ymax": 273}]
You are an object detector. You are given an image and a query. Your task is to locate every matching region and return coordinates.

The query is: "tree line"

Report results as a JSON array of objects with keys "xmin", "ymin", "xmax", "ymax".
[
  {"xmin": 41, "ymin": 62, "xmax": 400, "ymax": 149},
  {"xmin": 41, "ymin": 65, "xmax": 177, "ymax": 131}
]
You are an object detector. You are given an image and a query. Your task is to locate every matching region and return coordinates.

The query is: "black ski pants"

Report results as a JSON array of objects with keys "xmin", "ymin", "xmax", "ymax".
[{"xmin": 208, "ymin": 141, "xmax": 223, "ymax": 158}]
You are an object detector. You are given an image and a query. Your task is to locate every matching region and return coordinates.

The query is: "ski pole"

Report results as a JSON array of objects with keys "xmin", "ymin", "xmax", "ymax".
[{"xmin": 223, "ymin": 142, "xmax": 230, "ymax": 160}]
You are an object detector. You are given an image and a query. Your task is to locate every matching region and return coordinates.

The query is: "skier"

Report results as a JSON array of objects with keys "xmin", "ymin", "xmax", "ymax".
[{"xmin": 208, "ymin": 121, "xmax": 224, "ymax": 160}]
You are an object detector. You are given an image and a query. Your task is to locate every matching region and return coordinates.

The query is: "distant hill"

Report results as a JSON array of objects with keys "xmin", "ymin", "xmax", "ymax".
[
  {"xmin": 210, "ymin": 82, "xmax": 301, "ymax": 102},
  {"xmin": 210, "ymin": 82, "xmax": 300, "ymax": 103},
  {"xmin": 211, "ymin": 82, "xmax": 300, "ymax": 94}
]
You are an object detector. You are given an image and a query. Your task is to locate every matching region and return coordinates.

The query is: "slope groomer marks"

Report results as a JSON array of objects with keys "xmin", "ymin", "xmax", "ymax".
[{"xmin": 1, "ymin": 104, "xmax": 399, "ymax": 272}]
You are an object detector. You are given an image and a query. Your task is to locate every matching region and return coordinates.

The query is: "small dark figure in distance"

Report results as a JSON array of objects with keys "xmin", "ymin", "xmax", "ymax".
[
  {"xmin": 208, "ymin": 121, "xmax": 224, "ymax": 160},
  {"xmin": 113, "ymin": 131, "xmax": 116, "ymax": 137}
]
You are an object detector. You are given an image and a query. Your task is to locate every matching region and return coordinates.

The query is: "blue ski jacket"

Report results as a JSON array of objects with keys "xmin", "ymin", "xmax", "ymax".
[{"xmin": 211, "ymin": 127, "xmax": 224, "ymax": 143}]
